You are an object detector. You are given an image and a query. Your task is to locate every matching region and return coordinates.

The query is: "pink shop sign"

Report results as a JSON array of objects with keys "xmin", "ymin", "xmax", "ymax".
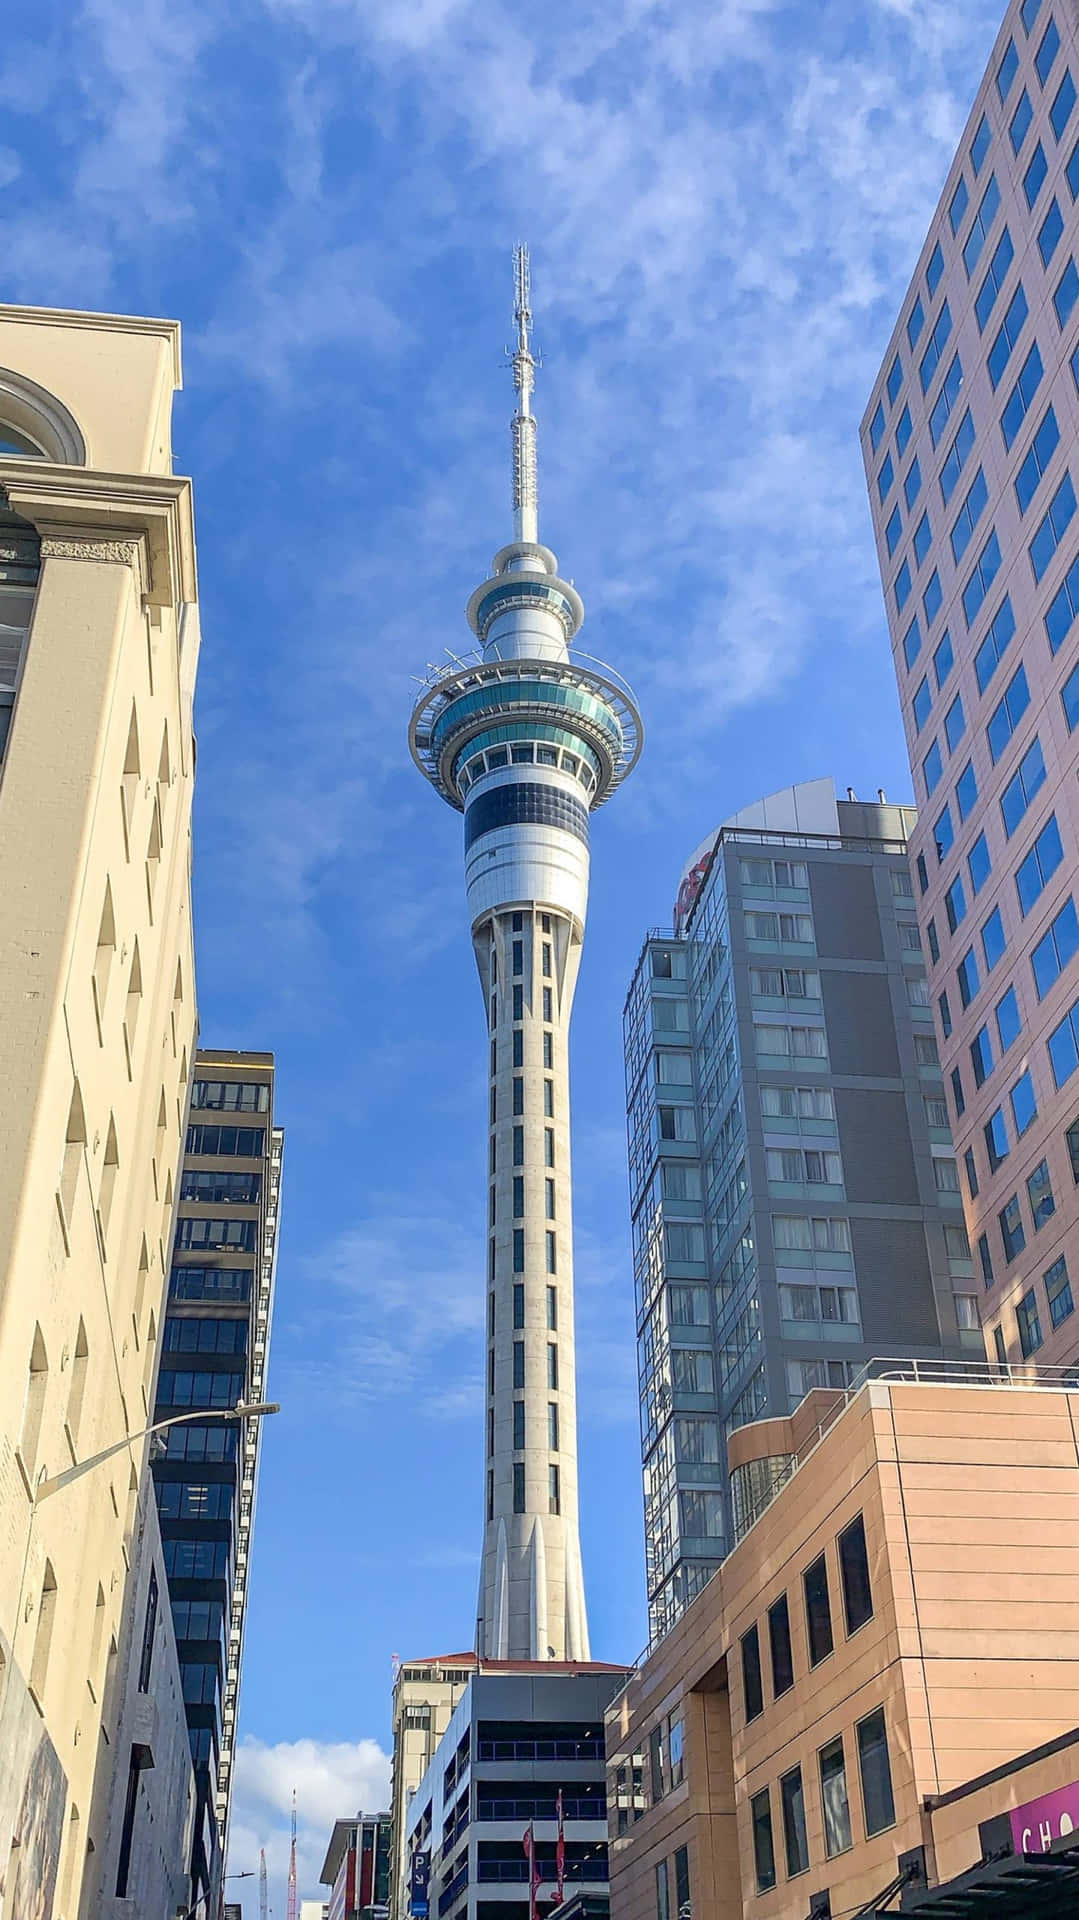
[{"xmin": 1010, "ymin": 1779, "xmax": 1079, "ymax": 1854}]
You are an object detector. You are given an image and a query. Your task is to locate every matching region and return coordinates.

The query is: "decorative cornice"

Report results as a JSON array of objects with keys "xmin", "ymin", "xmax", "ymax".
[
  {"xmin": 39, "ymin": 533, "xmax": 148, "ymax": 599},
  {"xmin": 0, "ymin": 463, "xmax": 196, "ymax": 606}
]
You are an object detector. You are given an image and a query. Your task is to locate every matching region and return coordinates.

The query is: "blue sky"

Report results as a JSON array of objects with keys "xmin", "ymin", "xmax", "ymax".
[{"xmin": 8, "ymin": 0, "xmax": 1005, "ymax": 1905}]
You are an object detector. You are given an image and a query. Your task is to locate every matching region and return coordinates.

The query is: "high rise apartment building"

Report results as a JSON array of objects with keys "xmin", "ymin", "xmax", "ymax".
[
  {"xmin": 863, "ymin": 0, "xmax": 1079, "ymax": 1370},
  {"xmin": 624, "ymin": 779, "xmax": 975, "ymax": 1645},
  {"xmin": 0, "ymin": 304, "xmax": 199, "ymax": 1919},
  {"xmin": 389, "ymin": 1654, "xmax": 477, "ymax": 1920},
  {"xmin": 408, "ymin": 250, "xmax": 641, "ymax": 1660},
  {"xmin": 152, "ymin": 1049, "xmax": 282, "ymax": 1910}
]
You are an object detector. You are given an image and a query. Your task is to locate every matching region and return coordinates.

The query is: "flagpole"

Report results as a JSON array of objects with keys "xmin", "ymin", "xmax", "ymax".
[{"xmin": 556, "ymin": 1788, "xmax": 565, "ymax": 1905}]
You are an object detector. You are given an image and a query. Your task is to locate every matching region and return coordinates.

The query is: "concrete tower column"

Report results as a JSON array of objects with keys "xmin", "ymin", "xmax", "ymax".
[{"xmin": 409, "ymin": 248, "xmax": 642, "ymax": 1660}]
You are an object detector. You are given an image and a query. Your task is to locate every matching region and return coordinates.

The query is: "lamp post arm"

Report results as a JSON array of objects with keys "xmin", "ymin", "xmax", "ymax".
[{"xmin": 35, "ymin": 1404, "xmax": 277, "ymax": 1503}]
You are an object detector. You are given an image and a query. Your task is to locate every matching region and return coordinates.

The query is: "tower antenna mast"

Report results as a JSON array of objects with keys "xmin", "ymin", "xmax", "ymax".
[
  {"xmin": 511, "ymin": 242, "xmax": 539, "ymax": 545},
  {"xmin": 286, "ymin": 1790, "xmax": 298, "ymax": 1920},
  {"xmin": 260, "ymin": 1849, "xmax": 269, "ymax": 1920}
]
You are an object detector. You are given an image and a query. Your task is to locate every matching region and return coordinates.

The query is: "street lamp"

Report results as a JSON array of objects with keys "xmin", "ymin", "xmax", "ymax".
[
  {"xmin": 35, "ymin": 1402, "xmax": 280, "ymax": 1502},
  {"xmin": 176, "ymin": 1868, "xmax": 256, "ymax": 1920}
]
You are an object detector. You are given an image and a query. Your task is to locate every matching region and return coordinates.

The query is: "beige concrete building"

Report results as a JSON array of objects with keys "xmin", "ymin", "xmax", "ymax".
[
  {"xmin": 606, "ymin": 1372, "xmax": 1079, "ymax": 1920},
  {"xmin": 389, "ymin": 1654, "xmax": 477, "ymax": 1920},
  {"xmin": 0, "ymin": 304, "xmax": 199, "ymax": 1918}
]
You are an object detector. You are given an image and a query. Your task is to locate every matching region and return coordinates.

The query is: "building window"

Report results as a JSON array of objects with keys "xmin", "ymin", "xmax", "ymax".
[
  {"xmin": 780, "ymin": 1767, "xmax": 809, "ymax": 1877},
  {"xmin": 546, "ymin": 1231, "xmax": 557, "ymax": 1273},
  {"xmin": 982, "ymin": 908, "xmax": 1007, "ymax": 973},
  {"xmin": 1030, "ymin": 472, "xmax": 1076, "ymax": 581},
  {"xmin": 803, "ymin": 1554, "xmax": 833, "ymax": 1666},
  {"xmin": 741, "ymin": 1624, "xmax": 764, "ymax": 1722},
  {"xmin": 513, "ymin": 1462, "xmax": 525, "ymax": 1512},
  {"xmin": 819, "ymin": 1736, "xmax": 853, "ymax": 1858},
  {"xmin": 1002, "ymin": 342, "xmax": 1044, "ymax": 448},
  {"xmin": 976, "ymin": 228, "xmax": 1014, "ymax": 333},
  {"xmin": 512, "ymin": 1229, "xmax": 525, "ymax": 1273},
  {"xmin": 1036, "ymin": 16, "xmax": 1061, "ymax": 87},
  {"xmin": 548, "ymin": 1402, "xmax": 559, "ymax": 1450},
  {"xmin": 1016, "ymin": 1287, "xmax": 1043, "ymax": 1357},
  {"xmin": 137, "ymin": 1568, "xmax": 158, "ymax": 1693},
  {"xmin": 963, "ymin": 530, "xmax": 1002, "ymax": 627},
  {"xmin": 513, "ymin": 1400, "xmax": 525, "ymax": 1450},
  {"xmin": 1017, "ymin": 814, "xmax": 1065, "ymax": 917},
  {"xmin": 768, "ymin": 1593, "xmax": 794, "ymax": 1697},
  {"xmin": 513, "ymin": 1282, "xmax": 525, "ymax": 1329},
  {"xmin": 988, "ymin": 663, "xmax": 1030, "ymax": 761},
  {"xmin": 1045, "ymin": 1255, "xmax": 1074, "ymax": 1327},
  {"xmin": 1010, "ymin": 81, "xmax": 1031, "ymax": 145},
  {"xmin": 1016, "ymin": 408, "xmax": 1060, "ymax": 515},
  {"xmin": 546, "ymin": 1285, "xmax": 557, "ymax": 1329},
  {"xmin": 751, "ymin": 1789, "xmax": 776, "ymax": 1893},
  {"xmin": 857, "ymin": 1708, "xmax": 897, "ymax": 1835},
  {"xmin": 988, "ymin": 285, "xmax": 1029, "ymax": 390},
  {"xmin": 548, "ymin": 1344, "xmax": 558, "ymax": 1389},
  {"xmin": 1050, "ymin": 998, "xmax": 1079, "ymax": 1087},
  {"xmin": 1027, "ymin": 1157, "xmax": 1056, "ymax": 1229},
  {"xmin": 1001, "ymin": 1193, "xmax": 1027, "ymax": 1264},
  {"xmin": 548, "ymin": 1464, "xmax": 560, "ymax": 1514},
  {"xmin": 673, "ymin": 1846, "xmax": 690, "ymax": 1919},
  {"xmin": 656, "ymin": 1860, "xmax": 670, "ymax": 1920},
  {"xmin": 487, "ymin": 1469, "xmax": 494, "ymax": 1519},
  {"xmin": 949, "ymin": 179, "xmax": 969, "ymax": 236},
  {"xmin": 1025, "ymin": 139, "xmax": 1049, "ymax": 207},
  {"xmin": 513, "ymin": 1125, "xmax": 525, "ymax": 1166},
  {"xmin": 1032, "ymin": 896, "xmax": 1079, "ymax": 996},
  {"xmin": 974, "ymin": 595, "xmax": 1016, "ymax": 694},
  {"xmin": 544, "ymin": 1080, "xmax": 554, "ymax": 1117},
  {"xmin": 513, "ymin": 1340, "xmax": 525, "ymax": 1388},
  {"xmin": 838, "ymin": 1513, "xmax": 873, "ymax": 1634}
]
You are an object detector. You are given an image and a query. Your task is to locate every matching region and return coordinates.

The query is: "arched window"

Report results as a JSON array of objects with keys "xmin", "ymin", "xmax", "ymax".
[
  {"xmin": 0, "ymin": 368, "xmax": 85, "ymax": 464},
  {"xmin": 0, "ymin": 425, "xmax": 47, "ymax": 457}
]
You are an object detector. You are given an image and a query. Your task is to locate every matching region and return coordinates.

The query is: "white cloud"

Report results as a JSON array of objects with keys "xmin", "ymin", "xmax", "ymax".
[{"xmin": 228, "ymin": 1735, "xmax": 392, "ymax": 1919}]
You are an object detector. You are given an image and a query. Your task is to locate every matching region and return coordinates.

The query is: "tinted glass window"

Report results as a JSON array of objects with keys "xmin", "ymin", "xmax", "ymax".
[{"xmin": 803, "ymin": 1553, "xmax": 834, "ymax": 1665}]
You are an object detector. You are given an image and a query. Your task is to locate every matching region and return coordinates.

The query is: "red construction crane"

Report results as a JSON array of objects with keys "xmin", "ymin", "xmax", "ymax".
[{"xmin": 287, "ymin": 1790, "xmax": 298, "ymax": 1920}]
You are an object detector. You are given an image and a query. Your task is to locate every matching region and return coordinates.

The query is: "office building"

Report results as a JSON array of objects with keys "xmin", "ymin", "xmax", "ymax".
[
  {"xmin": 605, "ymin": 1371, "xmax": 1079, "ymax": 1920},
  {"xmin": 153, "ymin": 1049, "xmax": 283, "ymax": 1912},
  {"xmin": 408, "ymin": 247, "xmax": 642, "ymax": 1662},
  {"xmin": 623, "ymin": 777, "xmax": 975, "ymax": 1645},
  {"xmin": 389, "ymin": 1654, "xmax": 477, "ymax": 1920},
  {"xmin": 0, "ymin": 303, "xmax": 199, "ymax": 1919},
  {"xmin": 321, "ymin": 1811, "xmax": 391, "ymax": 1920},
  {"xmin": 863, "ymin": 0, "xmax": 1079, "ymax": 1370},
  {"xmin": 404, "ymin": 1666, "xmax": 629, "ymax": 1920}
]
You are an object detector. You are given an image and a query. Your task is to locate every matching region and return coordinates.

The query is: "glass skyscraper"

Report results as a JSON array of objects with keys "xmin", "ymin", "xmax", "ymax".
[
  {"xmin": 864, "ymin": 0, "xmax": 1079, "ymax": 1372},
  {"xmin": 624, "ymin": 780, "xmax": 973, "ymax": 1645}
]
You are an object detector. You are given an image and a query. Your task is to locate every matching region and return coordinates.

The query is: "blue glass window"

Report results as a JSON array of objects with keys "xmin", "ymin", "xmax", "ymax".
[
  {"xmin": 1001, "ymin": 737, "xmax": 1047, "ymax": 837},
  {"xmin": 929, "ymin": 353, "xmax": 964, "ymax": 442},
  {"xmin": 1025, "ymin": 140, "xmax": 1049, "ymax": 206},
  {"xmin": 923, "ymin": 741, "xmax": 944, "ymax": 798},
  {"xmin": 985, "ymin": 1106, "xmax": 1010, "ymax": 1170},
  {"xmin": 1011, "ymin": 1069, "xmax": 1038, "ymax": 1136},
  {"xmin": 896, "ymin": 404, "xmax": 913, "ymax": 455},
  {"xmin": 907, "ymin": 298, "xmax": 925, "ymax": 350},
  {"xmin": 949, "ymin": 178, "xmax": 970, "ymax": 238},
  {"xmin": 988, "ymin": 286, "xmax": 1029, "ymax": 388},
  {"xmin": 1062, "ymin": 658, "xmax": 1079, "ymax": 729},
  {"xmin": 944, "ymin": 693, "xmax": 966, "ymax": 753},
  {"xmin": 1036, "ymin": 18, "xmax": 1061, "ymax": 88},
  {"xmin": 974, "ymin": 595, "xmax": 1016, "ymax": 692},
  {"xmin": 956, "ymin": 759, "xmax": 978, "ymax": 821},
  {"xmin": 1032, "ymin": 895, "xmax": 1079, "ymax": 997},
  {"xmin": 965, "ymin": 174, "xmax": 1002, "ymax": 275},
  {"xmin": 945, "ymin": 874, "xmax": 968, "ymax": 933},
  {"xmin": 1053, "ymin": 258, "xmax": 1079, "ymax": 326},
  {"xmin": 976, "ymin": 229, "xmax": 1015, "ymax": 332},
  {"xmin": 1016, "ymin": 813, "xmax": 1064, "ymax": 915},
  {"xmin": 933, "ymin": 800, "xmax": 954, "ymax": 857},
  {"xmin": 1049, "ymin": 994, "xmax": 1079, "ymax": 1085},
  {"xmin": 968, "ymin": 832, "xmax": 992, "ymax": 895},
  {"xmin": 951, "ymin": 467, "xmax": 988, "ymax": 562},
  {"xmin": 903, "ymin": 617, "xmax": 922, "ymax": 670},
  {"xmin": 885, "ymin": 505, "xmax": 902, "ymax": 557},
  {"xmin": 904, "ymin": 457, "xmax": 923, "ymax": 510},
  {"xmin": 982, "ymin": 907, "xmax": 1007, "ymax": 973},
  {"xmin": 1051, "ymin": 68, "xmax": 1077, "ymax": 138},
  {"xmin": 940, "ymin": 409, "xmax": 976, "ymax": 502},
  {"xmin": 1047, "ymin": 552, "xmax": 1079, "ymax": 651},
  {"xmin": 913, "ymin": 512, "xmax": 932, "ymax": 568},
  {"xmin": 988, "ymin": 664, "xmax": 1031, "ymax": 763},
  {"xmin": 1001, "ymin": 1195, "xmax": 1027, "ymax": 1265},
  {"xmin": 887, "ymin": 355, "xmax": 903, "ymax": 406},
  {"xmin": 997, "ymin": 985, "xmax": 1021, "ymax": 1051},
  {"xmin": 1011, "ymin": 84, "xmax": 1033, "ymax": 149},
  {"xmin": 1028, "ymin": 1159, "xmax": 1056, "ymax": 1230},
  {"xmin": 959, "ymin": 946, "xmax": 981, "ymax": 1009},
  {"xmin": 895, "ymin": 560, "xmax": 912, "ymax": 611},
  {"xmin": 1069, "ymin": 138, "xmax": 1079, "ymax": 198},
  {"xmin": 913, "ymin": 677, "xmax": 932, "ymax": 731},
  {"xmin": 971, "ymin": 1024, "xmax": 995, "ymax": 1087},
  {"xmin": 1045, "ymin": 1256, "xmax": 1074, "ymax": 1327},
  {"xmin": 1030, "ymin": 471, "xmax": 1076, "ymax": 580},
  {"xmin": 933, "ymin": 630, "xmax": 954, "ymax": 689},
  {"xmin": 1022, "ymin": 0, "xmax": 1043, "ymax": 34},
  {"xmin": 1001, "ymin": 341, "xmax": 1044, "ymax": 449},
  {"xmin": 963, "ymin": 531, "xmax": 1002, "ymax": 627},
  {"xmin": 972, "ymin": 113, "xmax": 992, "ymax": 174},
  {"xmin": 1000, "ymin": 38, "xmax": 1021, "ymax": 100},
  {"xmin": 1038, "ymin": 196, "xmax": 1064, "ymax": 265},
  {"xmin": 1015, "ymin": 406, "xmax": 1060, "ymax": 515},
  {"xmin": 877, "ymin": 452, "xmax": 895, "ymax": 502},
  {"xmin": 927, "ymin": 241, "xmax": 944, "ymax": 297},
  {"xmin": 924, "ymin": 570, "xmax": 943, "ymax": 624},
  {"xmin": 869, "ymin": 401, "xmax": 886, "ymax": 452},
  {"xmin": 920, "ymin": 303, "xmax": 953, "ymax": 394}
]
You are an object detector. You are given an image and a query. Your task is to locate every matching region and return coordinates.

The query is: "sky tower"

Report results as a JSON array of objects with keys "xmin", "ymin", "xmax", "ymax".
[{"xmin": 409, "ymin": 248, "xmax": 642, "ymax": 1660}]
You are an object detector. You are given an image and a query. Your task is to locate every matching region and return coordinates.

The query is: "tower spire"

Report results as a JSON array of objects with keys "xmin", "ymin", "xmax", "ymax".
[{"xmin": 511, "ymin": 243, "xmax": 538, "ymax": 545}]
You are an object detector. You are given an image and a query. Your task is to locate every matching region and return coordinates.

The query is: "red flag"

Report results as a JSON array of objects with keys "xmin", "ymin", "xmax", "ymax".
[{"xmin": 556, "ymin": 1790, "xmax": 565, "ymax": 1902}]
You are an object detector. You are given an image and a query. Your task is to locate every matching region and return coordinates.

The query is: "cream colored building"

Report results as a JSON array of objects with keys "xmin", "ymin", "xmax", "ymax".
[
  {"xmin": 0, "ymin": 304, "xmax": 199, "ymax": 1919},
  {"xmin": 388, "ymin": 1654, "xmax": 477, "ymax": 1920}
]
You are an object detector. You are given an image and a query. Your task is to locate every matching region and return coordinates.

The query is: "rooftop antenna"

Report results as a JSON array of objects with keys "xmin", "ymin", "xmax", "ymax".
[
  {"xmin": 260, "ymin": 1850, "xmax": 269, "ymax": 1920},
  {"xmin": 511, "ymin": 243, "xmax": 538, "ymax": 545},
  {"xmin": 286, "ymin": 1791, "xmax": 298, "ymax": 1920}
]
